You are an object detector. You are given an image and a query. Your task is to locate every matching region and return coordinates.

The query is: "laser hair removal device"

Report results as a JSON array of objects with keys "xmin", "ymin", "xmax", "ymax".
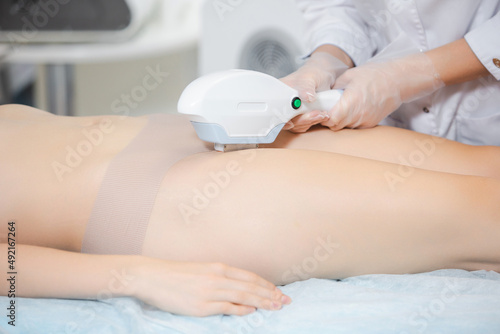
[{"xmin": 178, "ymin": 69, "xmax": 342, "ymax": 152}]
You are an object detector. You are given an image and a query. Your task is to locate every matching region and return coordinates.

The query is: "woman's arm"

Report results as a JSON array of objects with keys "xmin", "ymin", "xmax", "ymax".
[
  {"xmin": 312, "ymin": 37, "xmax": 492, "ymax": 131},
  {"xmin": 0, "ymin": 243, "xmax": 290, "ymax": 317},
  {"xmin": 425, "ymin": 38, "xmax": 490, "ymax": 86},
  {"xmin": 314, "ymin": 44, "xmax": 354, "ymax": 68},
  {"xmin": 316, "ymin": 36, "xmax": 491, "ymax": 85}
]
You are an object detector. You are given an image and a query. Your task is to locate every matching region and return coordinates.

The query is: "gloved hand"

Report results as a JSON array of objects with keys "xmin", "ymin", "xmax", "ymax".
[
  {"xmin": 280, "ymin": 52, "xmax": 349, "ymax": 133},
  {"xmin": 321, "ymin": 52, "xmax": 445, "ymax": 130}
]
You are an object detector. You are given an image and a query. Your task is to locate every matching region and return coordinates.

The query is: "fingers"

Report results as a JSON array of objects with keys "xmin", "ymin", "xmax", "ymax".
[
  {"xmin": 204, "ymin": 281, "xmax": 292, "ymax": 315},
  {"xmin": 283, "ymin": 69, "xmax": 353, "ymax": 133},
  {"xmin": 208, "ymin": 262, "xmax": 275, "ymax": 290},
  {"xmin": 199, "ymin": 301, "xmax": 256, "ymax": 317},
  {"xmin": 280, "ymin": 76, "xmax": 317, "ymax": 103},
  {"xmin": 296, "ymin": 84, "xmax": 317, "ymax": 103},
  {"xmin": 212, "ymin": 287, "xmax": 284, "ymax": 312},
  {"xmin": 282, "ymin": 120, "xmax": 295, "ymax": 131},
  {"xmin": 137, "ymin": 260, "xmax": 292, "ymax": 317},
  {"xmin": 322, "ymin": 96, "xmax": 352, "ymax": 131},
  {"xmin": 332, "ymin": 70, "xmax": 350, "ymax": 90},
  {"xmin": 219, "ymin": 277, "xmax": 287, "ymax": 305},
  {"xmin": 323, "ymin": 87, "xmax": 392, "ymax": 131},
  {"xmin": 322, "ymin": 71, "xmax": 356, "ymax": 131},
  {"xmin": 210, "ymin": 262, "xmax": 291, "ymax": 305},
  {"xmin": 284, "ymin": 111, "xmax": 329, "ymax": 133},
  {"xmin": 205, "ymin": 263, "xmax": 292, "ymax": 312}
]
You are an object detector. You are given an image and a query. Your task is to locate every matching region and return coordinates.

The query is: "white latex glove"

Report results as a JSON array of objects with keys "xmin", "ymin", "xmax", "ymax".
[
  {"xmin": 321, "ymin": 52, "xmax": 445, "ymax": 130},
  {"xmin": 280, "ymin": 52, "xmax": 349, "ymax": 132},
  {"xmin": 132, "ymin": 259, "xmax": 292, "ymax": 317}
]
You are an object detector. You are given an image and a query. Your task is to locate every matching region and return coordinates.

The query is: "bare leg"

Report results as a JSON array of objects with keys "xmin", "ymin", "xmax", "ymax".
[
  {"xmin": 2, "ymin": 105, "xmax": 499, "ymax": 287},
  {"xmin": 1, "ymin": 105, "xmax": 499, "ymax": 315},
  {"xmin": 265, "ymin": 125, "xmax": 500, "ymax": 179},
  {"xmin": 144, "ymin": 148, "xmax": 500, "ymax": 285}
]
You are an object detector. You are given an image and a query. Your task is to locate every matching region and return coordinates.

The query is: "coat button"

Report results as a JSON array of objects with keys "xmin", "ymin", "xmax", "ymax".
[{"xmin": 494, "ymin": 58, "xmax": 500, "ymax": 68}]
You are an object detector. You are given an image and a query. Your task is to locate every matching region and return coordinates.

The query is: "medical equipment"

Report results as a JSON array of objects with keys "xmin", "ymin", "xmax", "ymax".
[
  {"xmin": 178, "ymin": 69, "xmax": 342, "ymax": 152},
  {"xmin": 0, "ymin": 0, "xmax": 156, "ymax": 43},
  {"xmin": 200, "ymin": 0, "xmax": 305, "ymax": 78}
]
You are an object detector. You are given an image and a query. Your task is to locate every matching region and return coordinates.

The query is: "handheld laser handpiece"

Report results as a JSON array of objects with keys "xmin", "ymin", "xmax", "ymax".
[{"xmin": 178, "ymin": 69, "xmax": 342, "ymax": 152}]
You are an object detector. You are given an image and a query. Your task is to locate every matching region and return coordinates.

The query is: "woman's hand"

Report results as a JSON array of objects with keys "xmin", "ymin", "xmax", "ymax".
[
  {"xmin": 321, "ymin": 52, "xmax": 444, "ymax": 130},
  {"xmin": 281, "ymin": 52, "xmax": 349, "ymax": 104},
  {"xmin": 280, "ymin": 51, "xmax": 349, "ymax": 133},
  {"xmin": 131, "ymin": 258, "xmax": 292, "ymax": 317}
]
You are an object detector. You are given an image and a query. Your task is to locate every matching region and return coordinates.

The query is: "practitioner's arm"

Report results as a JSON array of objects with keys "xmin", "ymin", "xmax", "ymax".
[
  {"xmin": 327, "ymin": 37, "xmax": 490, "ymax": 130},
  {"xmin": 0, "ymin": 244, "xmax": 290, "ymax": 317},
  {"xmin": 288, "ymin": 38, "xmax": 490, "ymax": 131},
  {"xmin": 426, "ymin": 38, "xmax": 489, "ymax": 86}
]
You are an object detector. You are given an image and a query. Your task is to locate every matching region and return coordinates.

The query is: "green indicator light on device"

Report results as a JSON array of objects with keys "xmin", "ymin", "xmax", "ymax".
[{"xmin": 292, "ymin": 97, "xmax": 301, "ymax": 109}]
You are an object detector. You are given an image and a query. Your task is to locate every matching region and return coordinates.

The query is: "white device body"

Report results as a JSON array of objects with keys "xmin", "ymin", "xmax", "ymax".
[{"xmin": 178, "ymin": 69, "xmax": 342, "ymax": 145}]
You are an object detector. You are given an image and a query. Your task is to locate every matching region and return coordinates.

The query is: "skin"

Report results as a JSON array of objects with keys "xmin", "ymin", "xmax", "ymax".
[{"xmin": 1, "ymin": 104, "xmax": 499, "ymax": 316}]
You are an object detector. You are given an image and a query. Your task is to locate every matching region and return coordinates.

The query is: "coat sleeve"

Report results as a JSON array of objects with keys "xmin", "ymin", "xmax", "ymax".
[
  {"xmin": 295, "ymin": 0, "xmax": 375, "ymax": 65},
  {"xmin": 464, "ymin": 11, "xmax": 500, "ymax": 80}
]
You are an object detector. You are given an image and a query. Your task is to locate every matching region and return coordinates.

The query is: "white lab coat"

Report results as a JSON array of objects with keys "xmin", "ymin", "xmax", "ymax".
[{"xmin": 297, "ymin": 0, "xmax": 500, "ymax": 145}]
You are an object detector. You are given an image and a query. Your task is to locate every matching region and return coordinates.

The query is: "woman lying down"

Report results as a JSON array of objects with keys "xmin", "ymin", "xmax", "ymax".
[{"xmin": 1, "ymin": 104, "xmax": 499, "ymax": 317}]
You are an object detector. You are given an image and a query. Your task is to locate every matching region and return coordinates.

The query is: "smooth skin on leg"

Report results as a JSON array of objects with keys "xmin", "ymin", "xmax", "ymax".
[
  {"xmin": 1, "ymin": 104, "xmax": 499, "ymax": 316},
  {"xmin": 0, "ymin": 105, "xmax": 287, "ymax": 316},
  {"xmin": 266, "ymin": 124, "xmax": 500, "ymax": 179},
  {"xmin": 144, "ymin": 146, "xmax": 500, "ymax": 285}
]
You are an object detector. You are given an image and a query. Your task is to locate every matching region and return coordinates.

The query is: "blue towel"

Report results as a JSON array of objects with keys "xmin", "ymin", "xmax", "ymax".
[{"xmin": 2, "ymin": 269, "xmax": 500, "ymax": 334}]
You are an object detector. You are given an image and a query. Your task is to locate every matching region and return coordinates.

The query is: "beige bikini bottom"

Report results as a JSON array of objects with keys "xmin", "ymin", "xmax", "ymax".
[{"xmin": 81, "ymin": 113, "xmax": 210, "ymax": 255}]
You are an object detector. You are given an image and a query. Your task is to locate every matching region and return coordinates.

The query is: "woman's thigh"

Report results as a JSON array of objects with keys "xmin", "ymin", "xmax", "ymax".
[
  {"xmin": 144, "ymin": 148, "xmax": 500, "ymax": 284},
  {"xmin": 265, "ymin": 125, "xmax": 500, "ymax": 179}
]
